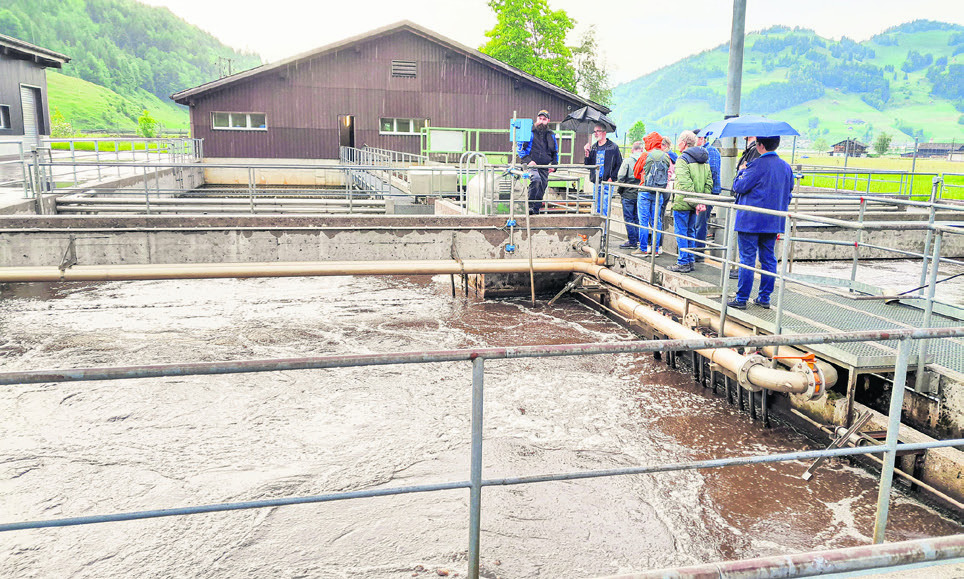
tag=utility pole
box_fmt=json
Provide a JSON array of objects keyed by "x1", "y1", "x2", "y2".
[{"x1": 720, "y1": 0, "x2": 747, "y2": 190}]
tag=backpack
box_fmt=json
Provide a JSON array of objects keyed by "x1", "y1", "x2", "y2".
[{"x1": 644, "y1": 150, "x2": 670, "y2": 188}]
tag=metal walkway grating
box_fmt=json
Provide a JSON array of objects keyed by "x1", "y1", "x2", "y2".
[{"x1": 632, "y1": 253, "x2": 964, "y2": 376}]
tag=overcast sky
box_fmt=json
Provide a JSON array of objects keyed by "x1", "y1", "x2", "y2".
[{"x1": 142, "y1": 0, "x2": 963, "y2": 84}]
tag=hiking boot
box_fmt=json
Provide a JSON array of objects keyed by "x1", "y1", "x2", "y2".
[
  {"x1": 618, "y1": 241, "x2": 634, "y2": 249},
  {"x1": 752, "y1": 298, "x2": 771, "y2": 309},
  {"x1": 727, "y1": 299, "x2": 747, "y2": 310},
  {"x1": 728, "y1": 269, "x2": 740, "y2": 280},
  {"x1": 669, "y1": 263, "x2": 694, "y2": 273},
  {"x1": 631, "y1": 248, "x2": 649, "y2": 256}
]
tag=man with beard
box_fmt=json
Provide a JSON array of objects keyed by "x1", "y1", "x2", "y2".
[{"x1": 517, "y1": 109, "x2": 558, "y2": 215}]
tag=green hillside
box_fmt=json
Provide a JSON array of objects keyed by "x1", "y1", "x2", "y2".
[
  {"x1": 46, "y1": 71, "x2": 188, "y2": 133},
  {"x1": 611, "y1": 20, "x2": 964, "y2": 146},
  {"x1": 0, "y1": 0, "x2": 261, "y2": 131}
]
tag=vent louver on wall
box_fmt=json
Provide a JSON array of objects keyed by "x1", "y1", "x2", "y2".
[{"x1": 391, "y1": 60, "x2": 417, "y2": 78}]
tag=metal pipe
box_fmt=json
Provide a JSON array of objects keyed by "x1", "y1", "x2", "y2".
[
  {"x1": 610, "y1": 294, "x2": 809, "y2": 393},
  {"x1": 602, "y1": 534, "x2": 964, "y2": 579}
]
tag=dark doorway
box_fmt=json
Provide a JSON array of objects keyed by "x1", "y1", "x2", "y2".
[{"x1": 338, "y1": 114, "x2": 355, "y2": 149}]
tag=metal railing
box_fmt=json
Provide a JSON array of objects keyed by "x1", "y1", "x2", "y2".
[
  {"x1": 1, "y1": 327, "x2": 963, "y2": 579},
  {"x1": 418, "y1": 126, "x2": 579, "y2": 165},
  {"x1": 0, "y1": 140, "x2": 29, "y2": 197}
]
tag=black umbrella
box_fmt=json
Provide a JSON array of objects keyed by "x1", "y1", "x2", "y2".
[{"x1": 560, "y1": 106, "x2": 617, "y2": 136}]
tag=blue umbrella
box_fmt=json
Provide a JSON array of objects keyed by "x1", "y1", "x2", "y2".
[{"x1": 699, "y1": 115, "x2": 799, "y2": 140}]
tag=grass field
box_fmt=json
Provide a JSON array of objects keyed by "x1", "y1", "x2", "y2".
[
  {"x1": 781, "y1": 154, "x2": 964, "y2": 199},
  {"x1": 47, "y1": 141, "x2": 187, "y2": 152},
  {"x1": 47, "y1": 72, "x2": 189, "y2": 133}
]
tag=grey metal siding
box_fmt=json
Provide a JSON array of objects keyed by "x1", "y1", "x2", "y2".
[
  {"x1": 189, "y1": 30, "x2": 588, "y2": 159},
  {"x1": 0, "y1": 56, "x2": 49, "y2": 138}
]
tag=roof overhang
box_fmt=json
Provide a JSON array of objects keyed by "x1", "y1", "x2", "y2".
[
  {"x1": 0, "y1": 33, "x2": 69, "y2": 68},
  {"x1": 170, "y1": 20, "x2": 608, "y2": 114}
]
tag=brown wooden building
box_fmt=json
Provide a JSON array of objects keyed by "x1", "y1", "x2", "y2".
[
  {"x1": 171, "y1": 21, "x2": 607, "y2": 160},
  {"x1": 829, "y1": 139, "x2": 867, "y2": 157}
]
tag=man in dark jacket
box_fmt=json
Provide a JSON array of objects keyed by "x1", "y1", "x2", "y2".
[
  {"x1": 584, "y1": 123, "x2": 622, "y2": 216},
  {"x1": 727, "y1": 135, "x2": 794, "y2": 310},
  {"x1": 517, "y1": 109, "x2": 558, "y2": 215}
]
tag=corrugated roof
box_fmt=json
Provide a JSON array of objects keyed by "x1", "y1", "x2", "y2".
[
  {"x1": 170, "y1": 20, "x2": 609, "y2": 113},
  {"x1": 0, "y1": 33, "x2": 70, "y2": 68}
]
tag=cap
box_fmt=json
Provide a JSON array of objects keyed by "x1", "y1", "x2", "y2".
[{"x1": 537, "y1": 109, "x2": 550, "y2": 119}]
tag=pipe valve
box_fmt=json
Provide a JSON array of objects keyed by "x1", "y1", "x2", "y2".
[{"x1": 775, "y1": 353, "x2": 826, "y2": 400}]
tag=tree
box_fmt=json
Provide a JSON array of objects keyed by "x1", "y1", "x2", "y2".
[
  {"x1": 480, "y1": 0, "x2": 576, "y2": 92},
  {"x1": 572, "y1": 25, "x2": 612, "y2": 106},
  {"x1": 50, "y1": 108, "x2": 74, "y2": 138},
  {"x1": 873, "y1": 132, "x2": 892, "y2": 155},
  {"x1": 627, "y1": 120, "x2": 647, "y2": 144},
  {"x1": 138, "y1": 109, "x2": 158, "y2": 138},
  {"x1": 812, "y1": 137, "x2": 828, "y2": 152}
]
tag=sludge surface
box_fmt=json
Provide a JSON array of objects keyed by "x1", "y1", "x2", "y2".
[{"x1": 0, "y1": 275, "x2": 960, "y2": 578}]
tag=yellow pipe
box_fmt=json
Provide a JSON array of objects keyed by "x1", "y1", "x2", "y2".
[{"x1": 0, "y1": 254, "x2": 823, "y2": 394}]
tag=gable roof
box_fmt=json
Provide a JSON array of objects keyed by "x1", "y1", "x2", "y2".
[
  {"x1": 171, "y1": 20, "x2": 608, "y2": 113},
  {"x1": 0, "y1": 33, "x2": 69, "y2": 68}
]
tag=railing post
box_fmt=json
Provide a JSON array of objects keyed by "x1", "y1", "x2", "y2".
[
  {"x1": 143, "y1": 165, "x2": 152, "y2": 215},
  {"x1": 915, "y1": 232, "x2": 942, "y2": 390},
  {"x1": 249, "y1": 167, "x2": 256, "y2": 214},
  {"x1": 918, "y1": 182, "x2": 939, "y2": 296},
  {"x1": 718, "y1": 204, "x2": 736, "y2": 337},
  {"x1": 872, "y1": 337, "x2": 913, "y2": 544},
  {"x1": 467, "y1": 356, "x2": 485, "y2": 579},
  {"x1": 70, "y1": 140, "x2": 78, "y2": 186},
  {"x1": 95, "y1": 140, "x2": 102, "y2": 181},
  {"x1": 771, "y1": 215, "x2": 793, "y2": 361},
  {"x1": 19, "y1": 141, "x2": 29, "y2": 199},
  {"x1": 647, "y1": 187, "x2": 659, "y2": 285},
  {"x1": 115, "y1": 140, "x2": 121, "y2": 178},
  {"x1": 30, "y1": 147, "x2": 44, "y2": 214},
  {"x1": 849, "y1": 197, "x2": 866, "y2": 287}
]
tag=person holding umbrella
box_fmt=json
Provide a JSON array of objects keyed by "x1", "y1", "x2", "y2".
[
  {"x1": 584, "y1": 123, "x2": 622, "y2": 216},
  {"x1": 727, "y1": 135, "x2": 794, "y2": 310}
]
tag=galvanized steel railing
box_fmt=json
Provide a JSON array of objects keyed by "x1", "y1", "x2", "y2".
[{"x1": 2, "y1": 327, "x2": 964, "y2": 579}]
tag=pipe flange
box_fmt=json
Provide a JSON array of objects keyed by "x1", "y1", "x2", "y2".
[
  {"x1": 738, "y1": 354, "x2": 768, "y2": 392},
  {"x1": 683, "y1": 313, "x2": 701, "y2": 330},
  {"x1": 791, "y1": 360, "x2": 826, "y2": 400}
]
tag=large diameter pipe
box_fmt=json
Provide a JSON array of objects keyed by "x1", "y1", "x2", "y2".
[
  {"x1": 573, "y1": 261, "x2": 837, "y2": 387},
  {"x1": 610, "y1": 294, "x2": 809, "y2": 394},
  {"x1": 0, "y1": 258, "x2": 603, "y2": 283},
  {"x1": 599, "y1": 533, "x2": 964, "y2": 579}
]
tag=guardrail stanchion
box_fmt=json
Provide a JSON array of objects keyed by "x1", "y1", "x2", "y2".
[
  {"x1": 718, "y1": 204, "x2": 736, "y2": 337},
  {"x1": 849, "y1": 197, "x2": 866, "y2": 288},
  {"x1": 771, "y1": 215, "x2": 793, "y2": 362},
  {"x1": 19, "y1": 141, "x2": 29, "y2": 199},
  {"x1": 467, "y1": 356, "x2": 484, "y2": 579},
  {"x1": 70, "y1": 140, "x2": 77, "y2": 186},
  {"x1": 915, "y1": 231, "x2": 943, "y2": 391},
  {"x1": 918, "y1": 184, "x2": 939, "y2": 297},
  {"x1": 872, "y1": 336, "x2": 913, "y2": 544}
]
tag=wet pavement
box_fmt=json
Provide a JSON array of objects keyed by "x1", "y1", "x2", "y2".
[{"x1": 0, "y1": 275, "x2": 961, "y2": 578}]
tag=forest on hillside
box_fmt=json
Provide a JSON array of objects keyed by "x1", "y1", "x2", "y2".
[
  {"x1": 0, "y1": 0, "x2": 262, "y2": 101},
  {"x1": 611, "y1": 20, "x2": 964, "y2": 143}
]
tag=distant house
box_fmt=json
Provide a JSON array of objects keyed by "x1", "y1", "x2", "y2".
[
  {"x1": 829, "y1": 139, "x2": 867, "y2": 157},
  {"x1": 0, "y1": 33, "x2": 69, "y2": 149},
  {"x1": 915, "y1": 142, "x2": 964, "y2": 159},
  {"x1": 171, "y1": 21, "x2": 607, "y2": 160}
]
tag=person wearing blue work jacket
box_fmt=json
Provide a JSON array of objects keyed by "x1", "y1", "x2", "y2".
[{"x1": 727, "y1": 135, "x2": 794, "y2": 310}]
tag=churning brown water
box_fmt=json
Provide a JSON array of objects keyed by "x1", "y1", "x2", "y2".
[{"x1": 0, "y1": 275, "x2": 960, "y2": 578}]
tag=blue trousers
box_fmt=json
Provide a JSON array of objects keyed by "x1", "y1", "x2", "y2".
[
  {"x1": 695, "y1": 205, "x2": 713, "y2": 251},
  {"x1": 527, "y1": 167, "x2": 549, "y2": 214},
  {"x1": 737, "y1": 232, "x2": 778, "y2": 303},
  {"x1": 621, "y1": 196, "x2": 639, "y2": 246},
  {"x1": 594, "y1": 183, "x2": 613, "y2": 216},
  {"x1": 673, "y1": 210, "x2": 698, "y2": 265},
  {"x1": 637, "y1": 191, "x2": 663, "y2": 251}
]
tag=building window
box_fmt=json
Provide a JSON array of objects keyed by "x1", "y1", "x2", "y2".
[
  {"x1": 391, "y1": 60, "x2": 417, "y2": 78},
  {"x1": 379, "y1": 118, "x2": 427, "y2": 135},
  {"x1": 212, "y1": 112, "x2": 267, "y2": 131},
  {"x1": 0, "y1": 105, "x2": 10, "y2": 129}
]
